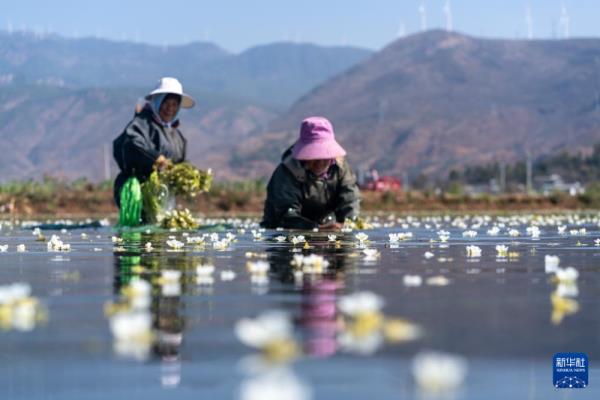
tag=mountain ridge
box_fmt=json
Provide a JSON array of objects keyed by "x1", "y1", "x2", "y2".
[
  {"x1": 230, "y1": 30, "x2": 600, "y2": 181},
  {"x1": 0, "y1": 31, "x2": 372, "y2": 109}
]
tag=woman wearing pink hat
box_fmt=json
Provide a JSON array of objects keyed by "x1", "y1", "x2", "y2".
[
  {"x1": 113, "y1": 77, "x2": 195, "y2": 208},
  {"x1": 261, "y1": 116, "x2": 360, "y2": 230}
]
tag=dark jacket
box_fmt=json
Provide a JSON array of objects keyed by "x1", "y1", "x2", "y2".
[
  {"x1": 113, "y1": 106, "x2": 187, "y2": 206},
  {"x1": 261, "y1": 148, "x2": 360, "y2": 229}
]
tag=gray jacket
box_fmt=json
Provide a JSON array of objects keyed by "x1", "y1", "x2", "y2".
[
  {"x1": 261, "y1": 148, "x2": 360, "y2": 229},
  {"x1": 113, "y1": 106, "x2": 186, "y2": 206}
]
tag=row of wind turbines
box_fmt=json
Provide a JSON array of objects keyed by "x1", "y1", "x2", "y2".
[{"x1": 402, "y1": 1, "x2": 571, "y2": 40}]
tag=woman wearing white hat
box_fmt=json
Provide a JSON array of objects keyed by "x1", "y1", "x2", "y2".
[{"x1": 113, "y1": 77, "x2": 195, "y2": 207}]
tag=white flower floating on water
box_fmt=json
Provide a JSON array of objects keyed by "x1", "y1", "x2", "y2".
[
  {"x1": 0, "y1": 244, "x2": 8, "y2": 252},
  {"x1": 337, "y1": 328, "x2": 383, "y2": 356},
  {"x1": 354, "y1": 232, "x2": 369, "y2": 243},
  {"x1": 0, "y1": 282, "x2": 31, "y2": 305},
  {"x1": 0, "y1": 282, "x2": 46, "y2": 332},
  {"x1": 527, "y1": 226, "x2": 541, "y2": 238},
  {"x1": 212, "y1": 239, "x2": 231, "y2": 251},
  {"x1": 196, "y1": 264, "x2": 215, "y2": 286},
  {"x1": 247, "y1": 260, "x2": 270, "y2": 274},
  {"x1": 327, "y1": 234, "x2": 337, "y2": 242},
  {"x1": 437, "y1": 230, "x2": 450, "y2": 239},
  {"x1": 247, "y1": 260, "x2": 270, "y2": 286},
  {"x1": 109, "y1": 310, "x2": 153, "y2": 361},
  {"x1": 121, "y1": 280, "x2": 152, "y2": 310},
  {"x1": 558, "y1": 225, "x2": 567, "y2": 234},
  {"x1": 338, "y1": 291, "x2": 383, "y2": 316},
  {"x1": 544, "y1": 255, "x2": 560, "y2": 274},
  {"x1": 462, "y1": 230, "x2": 477, "y2": 238},
  {"x1": 245, "y1": 252, "x2": 268, "y2": 259},
  {"x1": 47, "y1": 235, "x2": 71, "y2": 252},
  {"x1": 487, "y1": 226, "x2": 500, "y2": 236},
  {"x1": 438, "y1": 233, "x2": 449, "y2": 242},
  {"x1": 291, "y1": 254, "x2": 329, "y2": 274},
  {"x1": 290, "y1": 235, "x2": 306, "y2": 246},
  {"x1": 495, "y1": 245, "x2": 509, "y2": 258},
  {"x1": 465, "y1": 245, "x2": 482, "y2": 258},
  {"x1": 426, "y1": 276, "x2": 450, "y2": 286},
  {"x1": 595, "y1": 238, "x2": 600, "y2": 246},
  {"x1": 166, "y1": 239, "x2": 184, "y2": 250},
  {"x1": 403, "y1": 275, "x2": 423, "y2": 287},
  {"x1": 554, "y1": 266, "x2": 579, "y2": 283},
  {"x1": 225, "y1": 232, "x2": 237, "y2": 242},
  {"x1": 362, "y1": 248, "x2": 380, "y2": 261},
  {"x1": 186, "y1": 235, "x2": 206, "y2": 245},
  {"x1": 161, "y1": 270, "x2": 182, "y2": 283},
  {"x1": 251, "y1": 230, "x2": 263, "y2": 240},
  {"x1": 239, "y1": 368, "x2": 311, "y2": 400},
  {"x1": 508, "y1": 229, "x2": 520, "y2": 237},
  {"x1": 274, "y1": 236, "x2": 287, "y2": 242},
  {"x1": 411, "y1": 351, "x2": 468, "y2": 394},
  {"x1": 338, "y1": 291, "x2": 421, "y2": 355},
  {"x1": 555, "y1": 282, "x2": 578, "y2": 298},
  {"x1": 389, "y1": 232, "x2": 413, "y2": 243},
  {"x1": 551, "y1": 292, "x2": 579, "y2": 325},
  {"x1": 235, "y1": 310, "x2": 299, "y2": 363},
  {"x1": 423, "y1": 251, "x2": 434, "y2": 259},
  {"x1": 220, "y1": 270, "x2": 236, "y2": 281},
  {"x1": 16, "y1": 244, "x2": 26, "y2": 252},
  {"x1": 144, "y1": 242, "x2": 153, "y2": 252},
  {"x1": 158, "y1": 270, "x2": 182, "y2": 297}
]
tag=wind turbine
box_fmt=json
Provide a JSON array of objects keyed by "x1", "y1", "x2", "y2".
[
  {"x1": 443, "y1": 0, "x2": 453, "y2": 32},
  {"x1": 418, "y1": 0, "x2": 427, "y2": 32},
  {"x1": 525, "y1": 3, "x2": 533, "y2": 39},
  {"x1": 559, "y1": 2, "x2": 570, "y2": 39},
  {"x1": 397, "y1": 21, "x2": 406, "y2": 38}
]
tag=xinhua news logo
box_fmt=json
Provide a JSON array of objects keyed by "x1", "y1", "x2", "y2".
[{"x1": 553, "y1": 353, "x2": 588, "y2": 389}]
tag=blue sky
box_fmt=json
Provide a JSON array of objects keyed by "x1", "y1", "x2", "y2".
[{"x1": 1, "y1": 0, "x2": 598, "y2": 52}]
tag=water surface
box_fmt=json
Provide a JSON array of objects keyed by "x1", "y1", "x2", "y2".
[{"x1": 1, "y1": 215, "x2": 599, "y2": 399}]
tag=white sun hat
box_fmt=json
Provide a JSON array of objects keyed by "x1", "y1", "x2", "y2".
[{"x1": 145, "y1": 77, "x2": 195, "y2": 108}]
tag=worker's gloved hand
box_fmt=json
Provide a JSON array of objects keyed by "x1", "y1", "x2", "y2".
[
  {"x1": 154, "y1": 155, "x2": 170, "y2": 171},
  {"x1": 319, "y1": 213, "x2": 336, "y2": 225},
  {"x1": 319, "y1": 222, "x2": 343, "y2": 231},
  {"x1": 319, "y1": 213, "x2": 342, "y2": 231}
]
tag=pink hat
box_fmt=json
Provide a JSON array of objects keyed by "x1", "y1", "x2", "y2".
[{"x1": 292, "y1": 117, "x2": 347, "y2": 160}]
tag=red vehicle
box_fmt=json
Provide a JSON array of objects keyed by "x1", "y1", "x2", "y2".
[{"x1": 364, "y1": 176, "x2": 402, "y2": 192}]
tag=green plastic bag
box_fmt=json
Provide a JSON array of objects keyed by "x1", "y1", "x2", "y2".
[{"x1": 119, "y1": 177, "x2": 142, "y2": 227}]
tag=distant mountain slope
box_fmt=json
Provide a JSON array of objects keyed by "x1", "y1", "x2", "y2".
[
  {"x1": 0, "y1": 86, "x2": 275, "y2": 181},
  {"x1": 231, "y1": 30, "x2": 600, "y2": 179},
  {"x1": 0, "y1": 32, "x2": 372, "y2": 109},
  {"x1": 200, "y1": 42, "x2": 374, "y2": 108},
  {"x1": 6, "y1": 30, "x2": 600, "y2": 183}
]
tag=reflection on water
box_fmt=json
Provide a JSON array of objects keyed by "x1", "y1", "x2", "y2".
[
  {"x1": 1, "y1": 214, "x2": 600, "y2": 399},
  {"x1": 111, "y1": 231, "x2": 204, "y2": 386}
]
